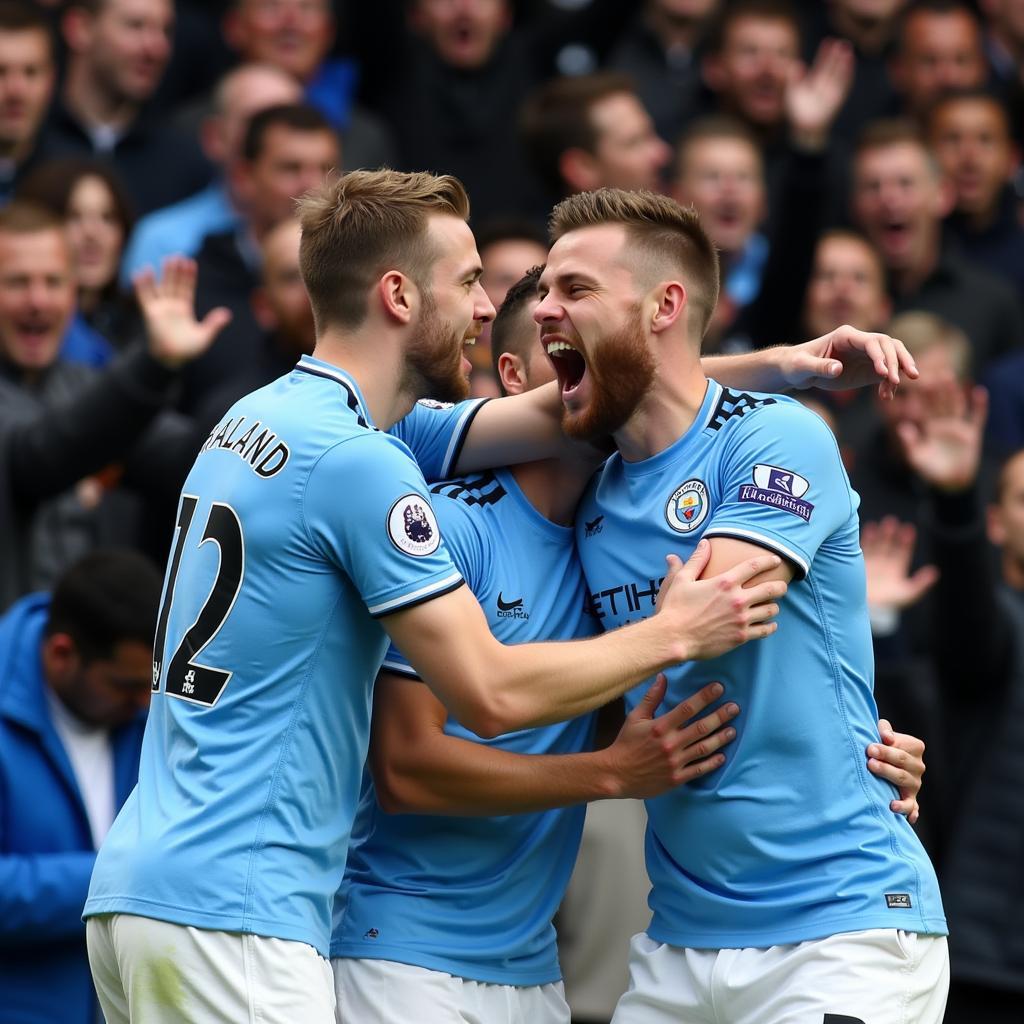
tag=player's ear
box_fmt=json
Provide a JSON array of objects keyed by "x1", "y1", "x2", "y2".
[
  {"x1": 498, "y1": 351, "x2": 528, "y2": 395},
  {"x1": 650, "y1": 281, "x2": 686, "y2": 335},
  {"x1": 378, "y1": 271, "x2": 415, "y2": 325}
]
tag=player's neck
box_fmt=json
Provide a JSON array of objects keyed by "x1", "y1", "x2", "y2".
[
  {"x1": 509, "y1": 455, "x2": 603, "y2": 527},
  {"x1": 614, "y1": 359, "x2": 709, "y2": 463},
  {"x1": 311, "y1": 331, "x2": 413, "y2": 430}
]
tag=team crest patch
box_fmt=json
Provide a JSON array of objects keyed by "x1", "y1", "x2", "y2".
[
  {"x1": 666, "y1": 480, "x2": 710, "y2": 533},
  {"x1": 387, "y1": 494, "x2": 441, "y2": 556},
  {"x1": 738, "y1": 464, "x2": 814, "y2": 521}
]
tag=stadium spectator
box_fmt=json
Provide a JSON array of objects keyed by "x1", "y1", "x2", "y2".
[
  {"x1": 980, "y1": 0, "x2": 1024, "y2": 137},
  {"x1": 802, "y1": 0, "x2": 904, "y2": 139},
  {"x1": 0, "y1": 200, "x2": 230, "y2": 607},
  {"x1": 182, "y1": 102, "x2": 338, "y2": 415},
  {"x1": 606, "y1": 0, "x2": 719, "y2": 146},
  {"x1": 889, "y1": 0, "x2": 989, "y2": 120},
  {"x1": 671, "y1": 115, "x2": 828, "y2": 351},
  {"x1": 354, "y1": 0, "x2": 637, "y2": 222},
  {"x1": 44, "y1": 0, "x2": 211, "y2": 214},
  {"x1": 927, "y1": 89, "x2": 1024, "y2": 300},
  {"x1": 699, "y1": 0, "x2": 855, "y2": 230},
  {"x1": 121, "y1": 62, "x2": 302, "y2": 282},
  {"x1": 520, "y1": 73, "x2": 672, "y2": 207},
  {"x1": 0, "y1": 549, "x2": 161, "y2": 1024},
  {"x1": 851, "y1": 119, "x2": 1024, "y2": 371},
  {"x1": 18, "y1": 156, "x2": 138, "y2": 366},
  {"x1": 191, "y1": 216, "x2": 312, "y2": 422},
  {"x1": 0, "y1": 2, "x2": 56, "y2": 203}
]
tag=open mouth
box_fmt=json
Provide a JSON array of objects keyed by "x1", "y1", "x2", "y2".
[{"x1": 546, "y1": 339, "x2": 588, "y2": 396}]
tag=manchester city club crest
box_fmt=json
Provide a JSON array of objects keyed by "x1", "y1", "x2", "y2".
[
  {"x1": 665, "y1": 479, "x2": 710, "y2": 533},
  {"x1": 387, "y1": 494, "x2": 441, "y2": 556}
]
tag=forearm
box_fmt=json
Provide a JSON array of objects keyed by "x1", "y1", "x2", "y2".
[
  {"x1": 377, "y1": 736, "x2": 616, "y2": 816},
  {"x1": 0, "y1": 852, "x2": 95, "y2": 946},
  {"x1": 453, "y1": 381, "x2": 595, "y2": 474},
  {"x1": 702, "y1": 348, "x2": 791, "y2": 395}
]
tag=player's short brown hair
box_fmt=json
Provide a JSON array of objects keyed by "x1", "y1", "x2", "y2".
[
  {"x1": 296, "y1": 169, "x2": 470, "y2": 332},
  {"x1": 490, "y1": 264, "x2": 543, "y2": 392},
  {"x1": 549, "y1": 188, "x2": 720, "y2": 339}
]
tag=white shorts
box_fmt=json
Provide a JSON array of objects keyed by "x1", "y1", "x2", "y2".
[
  {"x1": 86, "y1": 913, "x2": 335, "y2": 1024},
  {"x1": 332, "y1": 956, "x2": 571, "y2": 1024},
  {"x1": 612, "y1": 928, "x2": 949, "y2": 1024}
]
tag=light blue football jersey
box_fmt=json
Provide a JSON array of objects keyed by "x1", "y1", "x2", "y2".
[
  {"x1": 84, "y1": 356, "x2": 482, "y2": 956},
  {"x1": 575, "y1": 379, "x2": 946, "y2": 949},
  {"x1": 332, "y1": 468, "x2": 597, "y2": 985}
]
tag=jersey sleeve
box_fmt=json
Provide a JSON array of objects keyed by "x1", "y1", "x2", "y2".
[
  {"x1": 302, "y1": 433, "x2": 464, "y2": 618},
  {"x1": 702, "y1": 401, "x2": 854, "y2": 579},
  {"x1": 380, "y1": 491, "x2": 492, "y2": 681},
  {"x1": 389, "y1": 398, "x2": 490, "y2": 482}
]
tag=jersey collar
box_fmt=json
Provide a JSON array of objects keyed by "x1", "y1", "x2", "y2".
[{"x1": 295, "y1": 355, "x2": 376, "y2": 430}]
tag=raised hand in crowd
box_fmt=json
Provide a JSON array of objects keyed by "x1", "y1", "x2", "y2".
[
  {"x1": 135, "y1": 256, "x2": 233, "y2": 370},
  {"x1": 897, "y1": 377, "x2": 989, "y2": 492},
  {"x1": 862, "y1": 517, "x2": 939, "y2": 612},
  {"x1": 784, "y1": 38, "x2": 855, "y2": 152}
]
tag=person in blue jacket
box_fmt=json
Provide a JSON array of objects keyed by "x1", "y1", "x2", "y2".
[{"x1": 0, "y1": 548, "x2": 162, "y2": 1024}]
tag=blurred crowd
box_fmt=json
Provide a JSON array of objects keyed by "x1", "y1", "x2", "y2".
[{"x1": 0, "y1": 1, "x2": 1023, "y2": 1022}]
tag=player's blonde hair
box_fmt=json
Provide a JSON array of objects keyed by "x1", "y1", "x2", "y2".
[
  {"x1": 296, "y1": 169, "x2": 471, "y2": 332},
  {"x1": 549, "y1": 188, "x2": 721, "y2": 339}
]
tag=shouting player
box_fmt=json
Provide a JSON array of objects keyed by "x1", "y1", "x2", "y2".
[{"x1": 535, "y1": 189, "x2": 948, "y2": 1023}]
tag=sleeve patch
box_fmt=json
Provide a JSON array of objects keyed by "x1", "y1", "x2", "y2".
[
  {"x1": 737, "y1": 464, "x2": 814, "y2": 522},
  {"x1": 387, "y1": 494, "x2": 442, "y2": 556}
]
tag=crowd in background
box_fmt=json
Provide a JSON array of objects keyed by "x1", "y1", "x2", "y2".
[{"x1": 0, "y1": 1, "x2": 1023, "y2": 1022}]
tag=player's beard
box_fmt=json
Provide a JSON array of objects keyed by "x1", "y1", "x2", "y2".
[
  {"x1": 401, "y1": 291, "x2": 470, "y2": 404},
  {"x1": 562, "y1": 303, "x2": 656, "y2": 444}
]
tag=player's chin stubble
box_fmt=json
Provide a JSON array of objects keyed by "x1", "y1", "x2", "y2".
[
  {"x1": 402, "y1": 296, "x2": 471, "y2": 404},
  {"x1": 562, "y1": 304, "x2": 656, "y2": 444}
]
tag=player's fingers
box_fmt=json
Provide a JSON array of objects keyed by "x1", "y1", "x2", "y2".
[
  {"x1": 868, "y1": 753, "x2": 921, "y2": 795},
  {"x1": 723, "y1": 554, "x2": 783, "y2": 588},
  {"x1": 889, "y1": 796, "x2": 920, "y2": 822},
  {"x1": 677, "y1": 542, "x2": 708, "y2": 584},
  {"x1": 876, "y1": 334, "x2": 900, "y2": 385},
  {"x1": 741, "y1": 577, "x2": 788, "y2": 609},
  {"x1": 671, "y1": 728, "x2": 737, "y2": 780},
  {"x1": 877, "y1": 718, "x2": 895, "y2": 744},
  {"x1": 671, "y1": 703, "x2": 740, "y2": 749},
  {"x1": 631, "y1": 673, "x2": 668, "y2": 723},
  {"x1": 891, "y1": 337, "x2": 919, "y2": 380},
  {"x1": 659, "y1": 681, "x2": 727, "y2": 730},
  {"x1": 746, "y1": 602, "x2": 780, "y2": 626},
  {"x1": 672, "y1": 751, "x2": 727, "y2": 785}
]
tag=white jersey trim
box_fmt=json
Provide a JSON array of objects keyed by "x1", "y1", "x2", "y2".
[
  {"x1": 702, "y1": 526, "x2": 810, "y2": 577},
  {"x1": 368, "y1": 571, "x2": 464, "y2": 617}
]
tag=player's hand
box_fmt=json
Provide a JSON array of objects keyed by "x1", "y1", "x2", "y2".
[
  {"x1": 603, "y1": 675, "x2": 739, "y2": 798},
  {"x1": 136, "y1": 256, "x2": 233, "y2": 370},
  {"x1": 897, "y1": 377, "x2": 988, "y2": 492},
  {"x1": 862, "y1": 517, "x2": 938, "y2": 611},
  {"x1": 656, "y1": 542, "x2": 787, "y2": 660},
  {"x1": 867, "y1": 719, "x2": 925, "y2": 824},
  {"x1": 783, "y1": 325, "x2": 919, "y2": 400},
  {"x1": 785, "y1": 38, "x2": 854, "y2": 151}
]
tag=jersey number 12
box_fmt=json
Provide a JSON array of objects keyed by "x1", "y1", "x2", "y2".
[{"x1": 152, "y1": 494, "x2": 245, "y2": 707}]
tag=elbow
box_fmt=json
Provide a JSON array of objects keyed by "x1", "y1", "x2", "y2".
[
  {"x1": 372, "y1": 769, "x2": 422, "y2": 815},
  {"x1": 454, "y1": 692, "x2": 523, "y2": 740}
]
